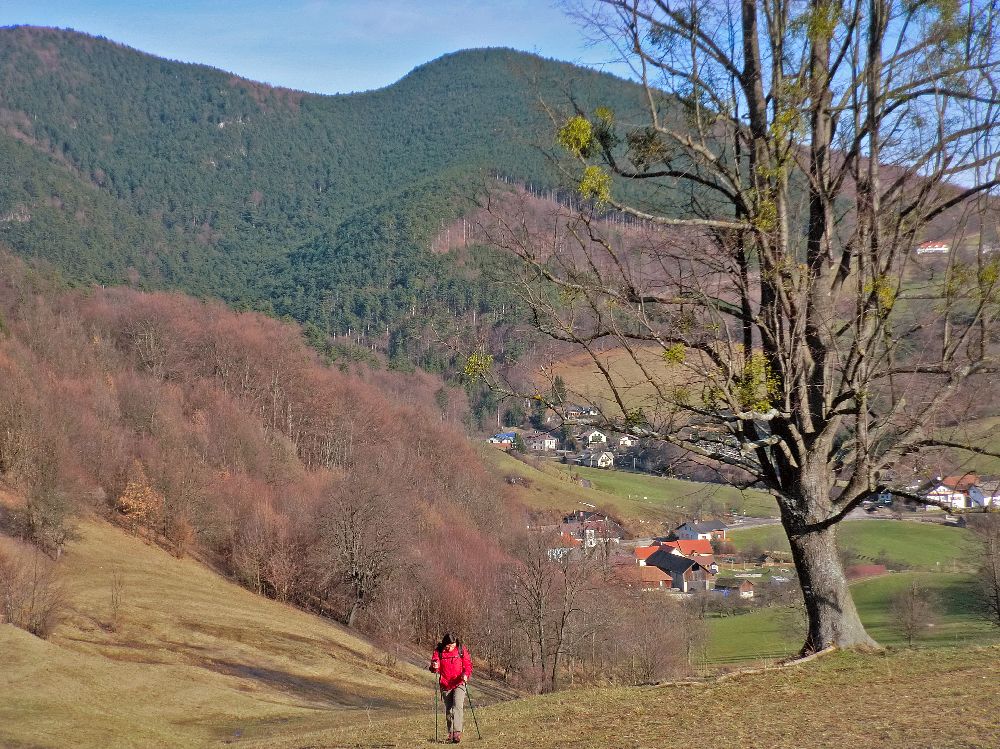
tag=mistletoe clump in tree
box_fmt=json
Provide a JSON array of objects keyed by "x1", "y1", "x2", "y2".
[{"x1": 487, "y1": 0, "x2": 1000, "y2": 654}]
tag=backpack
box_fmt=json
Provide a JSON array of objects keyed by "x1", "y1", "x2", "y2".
[{"x1": 430, "y1": 642, "x2": 467, "y2": 672}]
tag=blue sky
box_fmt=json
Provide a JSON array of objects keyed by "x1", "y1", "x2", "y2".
[{"x1": 1, "y1": 0, "x2": 622, "y2": 94}]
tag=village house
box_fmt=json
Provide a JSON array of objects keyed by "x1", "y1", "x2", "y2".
[
  {"x1": 612, "y1": 433, "x2": 637, "y2": 449},
  {"x1": 914, "y1": 240, "x2": 950, "y2": 255},
  {"x1": 562, "y1": 510, "x2": 626, "y2": 547},
  {"x1": 487, "y1": 431, "x2": 517, "y2": 449},
  {"x1": 525, "y1": 432, "x2": 558, "y2": 451},
  {"x1": 920, "y1": 474, "x2": 983, "y2": 509},
  {"x1": 660, "y1": 540, "x2": 718, "y2": 572},
  {"x1": 633, "y1": 544, "x2": 663, "y2": 566},
  {"x1": 580, "y1": 429, "x2": 608, "y2": 445},
  {"x1": 661, "y1": 538, "x2": 714, "y2": 557},
  {"x1": 575, "y1": 450, "x2": 614, "y2": 469},
  {"x1": 616, "y1": 564, "x2": 673, "y2": 591},
  {"x1": 565, "y1": 404, "x2": 600, "y2": 424},
  {"x1": 974, "y1": 479, "x2": 1000, "y2": 508},
  {"x1": 674, "y1": 520, "x2": 728, "y2": 541},
  {"x1": 714, "y1": 578, "x2": 755, "y2": 598},
  {"x1": 645, "y1": 549, "x2": 715, "y2": 592}
]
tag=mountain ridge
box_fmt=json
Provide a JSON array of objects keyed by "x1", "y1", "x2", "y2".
[{"x1": 0, "y1": 25, "x2": 652, "y2": 369}]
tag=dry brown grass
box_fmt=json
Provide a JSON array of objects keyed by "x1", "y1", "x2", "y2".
[
  {"x1": 544, "y1": 344, "x2": 699, "y2": 414},
  {"x1": 254, "y1": 646, "x2": 1000, "y2": 749},
  {"x1": 0, "y1": 520, "x2": 428, "y2": 748}
]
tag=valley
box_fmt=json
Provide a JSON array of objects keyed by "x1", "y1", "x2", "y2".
[{"x1": 3, "y1": 8, "x2": 1000, "y2": 749}]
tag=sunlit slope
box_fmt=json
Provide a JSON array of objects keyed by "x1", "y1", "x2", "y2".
[
  {"x1": 483, "y1": 447, "x2": 776, "y2": 529},
  {"x1": 1, "y1": 521, "x2": 427, "y2": 749},
  {"x1": 244, "y1": 646, "x2": 1000, "y2": 749}
]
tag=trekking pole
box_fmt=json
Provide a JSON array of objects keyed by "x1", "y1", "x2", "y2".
[
  {"x1": 465, "y1": 684, "x2": 483, "y2": 740},
  {"x1": 434, "y1": 679, "x2": 439, "y2": 743}
]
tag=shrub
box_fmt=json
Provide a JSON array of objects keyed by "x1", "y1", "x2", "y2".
[{"x1": 0, "y1": 539, "x2": 66, "y2": 638}]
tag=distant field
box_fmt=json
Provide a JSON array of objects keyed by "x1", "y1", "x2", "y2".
[
  {"x1": 256, "y1": 645, "x2": 1000, "y2": 749},
  {"x1": 706, "y1": 572, "x2": 997, "y2": 664},
  {"x1": 727, "y1": 519, "x2": 975, "y2": 571},
  {"x1": 563, "y1": 464, "x2": 778, "y2": 518},
  {"x1": 544, "y1": 345, "x2": 700, "y2": 414},
  {"x1": 480, "y1": 448, "x2": 656, "y2": 522},
  {"x1": 938, "y1": 414, "x2": 1000, "y2": 474},
  {"x1": 482, "y1": 448, "x2": 777, "y2": 531},
  {"x1": 1, "y1": 522, "x2": 428, "y2": 749}
]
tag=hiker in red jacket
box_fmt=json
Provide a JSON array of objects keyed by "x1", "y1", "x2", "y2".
[{"x1": 430, "y1": 633, "x2": 473, "y2": 743}]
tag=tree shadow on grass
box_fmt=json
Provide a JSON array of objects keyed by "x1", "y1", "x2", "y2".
[{"x1": 204, "y1": 659, "x2": 405, "y2": 709}]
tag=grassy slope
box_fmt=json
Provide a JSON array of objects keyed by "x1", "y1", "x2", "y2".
[
  {"x1": 707, "y1": 572, "x2": 999, "y2": 664},
  {"x1": 566, "y1": 464, "x2": 777, "y2": 518},
  {"x1": 728, "y1": 520, "x2": 974, "y2": 570},
  {"x1": 940, "y1": 414, "x2": 1000, "y2": 474},
  {"x1": 546, "y1": 345, "x2": 696, "y2": 413},
  {"x1": 0, "y1": 521, "x2": 428, "y2": 749},
  {"x1": 247, "y1": 646, "x2": 1000, "y2": 749},
  {"x1": 483, "y1": 448, "x2": 776, "y2": 531}
]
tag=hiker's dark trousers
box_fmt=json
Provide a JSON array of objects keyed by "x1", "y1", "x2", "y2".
[{"x1": 441, "y1": 684, "x2": 466, "y2": 733}]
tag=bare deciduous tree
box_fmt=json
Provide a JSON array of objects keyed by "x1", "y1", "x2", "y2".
[
  {"x1": 486, "y1": 0, "x2": 1000, "y2": 653},
  {"x1": 890, "y1": 580, "x2": 937, "y2": 647},
  {"x1": 507, "y1": 531, "x2": 601, "y2": 691},
  {"x1": 969, "y1": 514, "x2": 1000, "y2": 627},
  {"x1": 0, "y1": 539, "x2": 66, "y2": 638},
  {"x1": 312, "y1": 470, "x2": 399, "y2": 628}
]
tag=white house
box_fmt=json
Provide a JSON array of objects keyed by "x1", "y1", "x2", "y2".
[
  {"x1": 922, "y1": 474, "x2": 980, "y2": 509},
  {"x1": 580, "y1": 429, "x2": 608, "y2": 445},
  {"x1": 914, "y1": 240, "x2": 950, "y2": 255},
  {"x1": 565, "y1": 405, "x2": 600, "y2": 423},
  {"x1": 487, "y1": 431, "x2": 517, "y2": 449},
  {"x1": 675, "y1": 520, "x2": 727, "y2": 541},
  {"x1": 526, "y1": 433, "x2": 558, "y2": 451},
  {"x1": 975, "y1": 480, "x2": 1000, "y2": 508},
  {"x1": 613, "y1": 433, "x2": 637, "y2": 449},
  {"x1": 576, "y1": 450, "x2": 615, "y2": 469}
]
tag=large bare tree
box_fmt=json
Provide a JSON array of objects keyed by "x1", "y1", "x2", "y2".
[{"x1": 484, "y1": 0, "x2": 1000, "y2": 653}]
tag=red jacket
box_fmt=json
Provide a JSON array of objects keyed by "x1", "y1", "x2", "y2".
[{"x1": 430, "y1": 644, "x2": 472, "y2": 690}]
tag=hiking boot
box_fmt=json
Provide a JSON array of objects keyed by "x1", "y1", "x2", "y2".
[
  {"x1": 453, "y1": 731, "x2": 462, "y2": 743},
  {"x1": 445, "y1": 732, "x2": 455, "y2": 743}
]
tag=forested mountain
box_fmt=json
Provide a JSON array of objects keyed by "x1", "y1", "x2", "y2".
[{"x1": 0, "y1": 26, "x2": 654, "y2": 361}]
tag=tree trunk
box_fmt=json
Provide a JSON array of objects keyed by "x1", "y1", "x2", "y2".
[
  {"x1": 786, "y1": 521, "x2": 878, "y2": 654},
  {"x1": 345, "y1": 595, "x2": 361, "y2": 628}
]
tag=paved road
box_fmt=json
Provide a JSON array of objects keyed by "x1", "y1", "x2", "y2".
[{"x1": 729, "y1": 506, "x2": 878, "y2": 530}]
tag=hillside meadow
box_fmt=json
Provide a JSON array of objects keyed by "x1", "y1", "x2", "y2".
[
  {"x1": 485, "y1": 448, "x2": 777, "y2": 531},
  {"x1": 0, "y1": 521, "x2": 429, "y2": 749},
  {"x1": 5, "y1": 516, "x2": 997, "y2": 748},
  {"x1": 243, "y1": 646, "x2": 1000, "y2": 749}
]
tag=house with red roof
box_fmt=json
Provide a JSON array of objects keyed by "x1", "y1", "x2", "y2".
[
  {"x1": 661, "y1": 539, "x2": 714, "y2": 557},
  {"x1": 617, "y1": 564, "x2": 674, "y2": 591},
  {"x1": 920, "y1": 473, "x2": 983, "y2": 509},
  {"x1": 914, "y1": 240, "x2": 950, "y2": 255},
  {"x1": 634, "y1": 544, "x2": 663, "y2": 565},
  {"x1": 645, "y1": 549, "x2": 715, "y2": 593}
]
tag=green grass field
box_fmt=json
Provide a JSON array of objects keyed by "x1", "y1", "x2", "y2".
[
  {"x1": 484, "y1": 447, "x2": 777, "y2": 530},
  {"x1": 706, "y1": 572, "x2": 998, "y2": 664},
  {"x1": 560, "y1": 464, "x2": 778, "y2": 518},
  {"x1": 728, "y1": 519, "x2": 974, "y2": 570}
]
